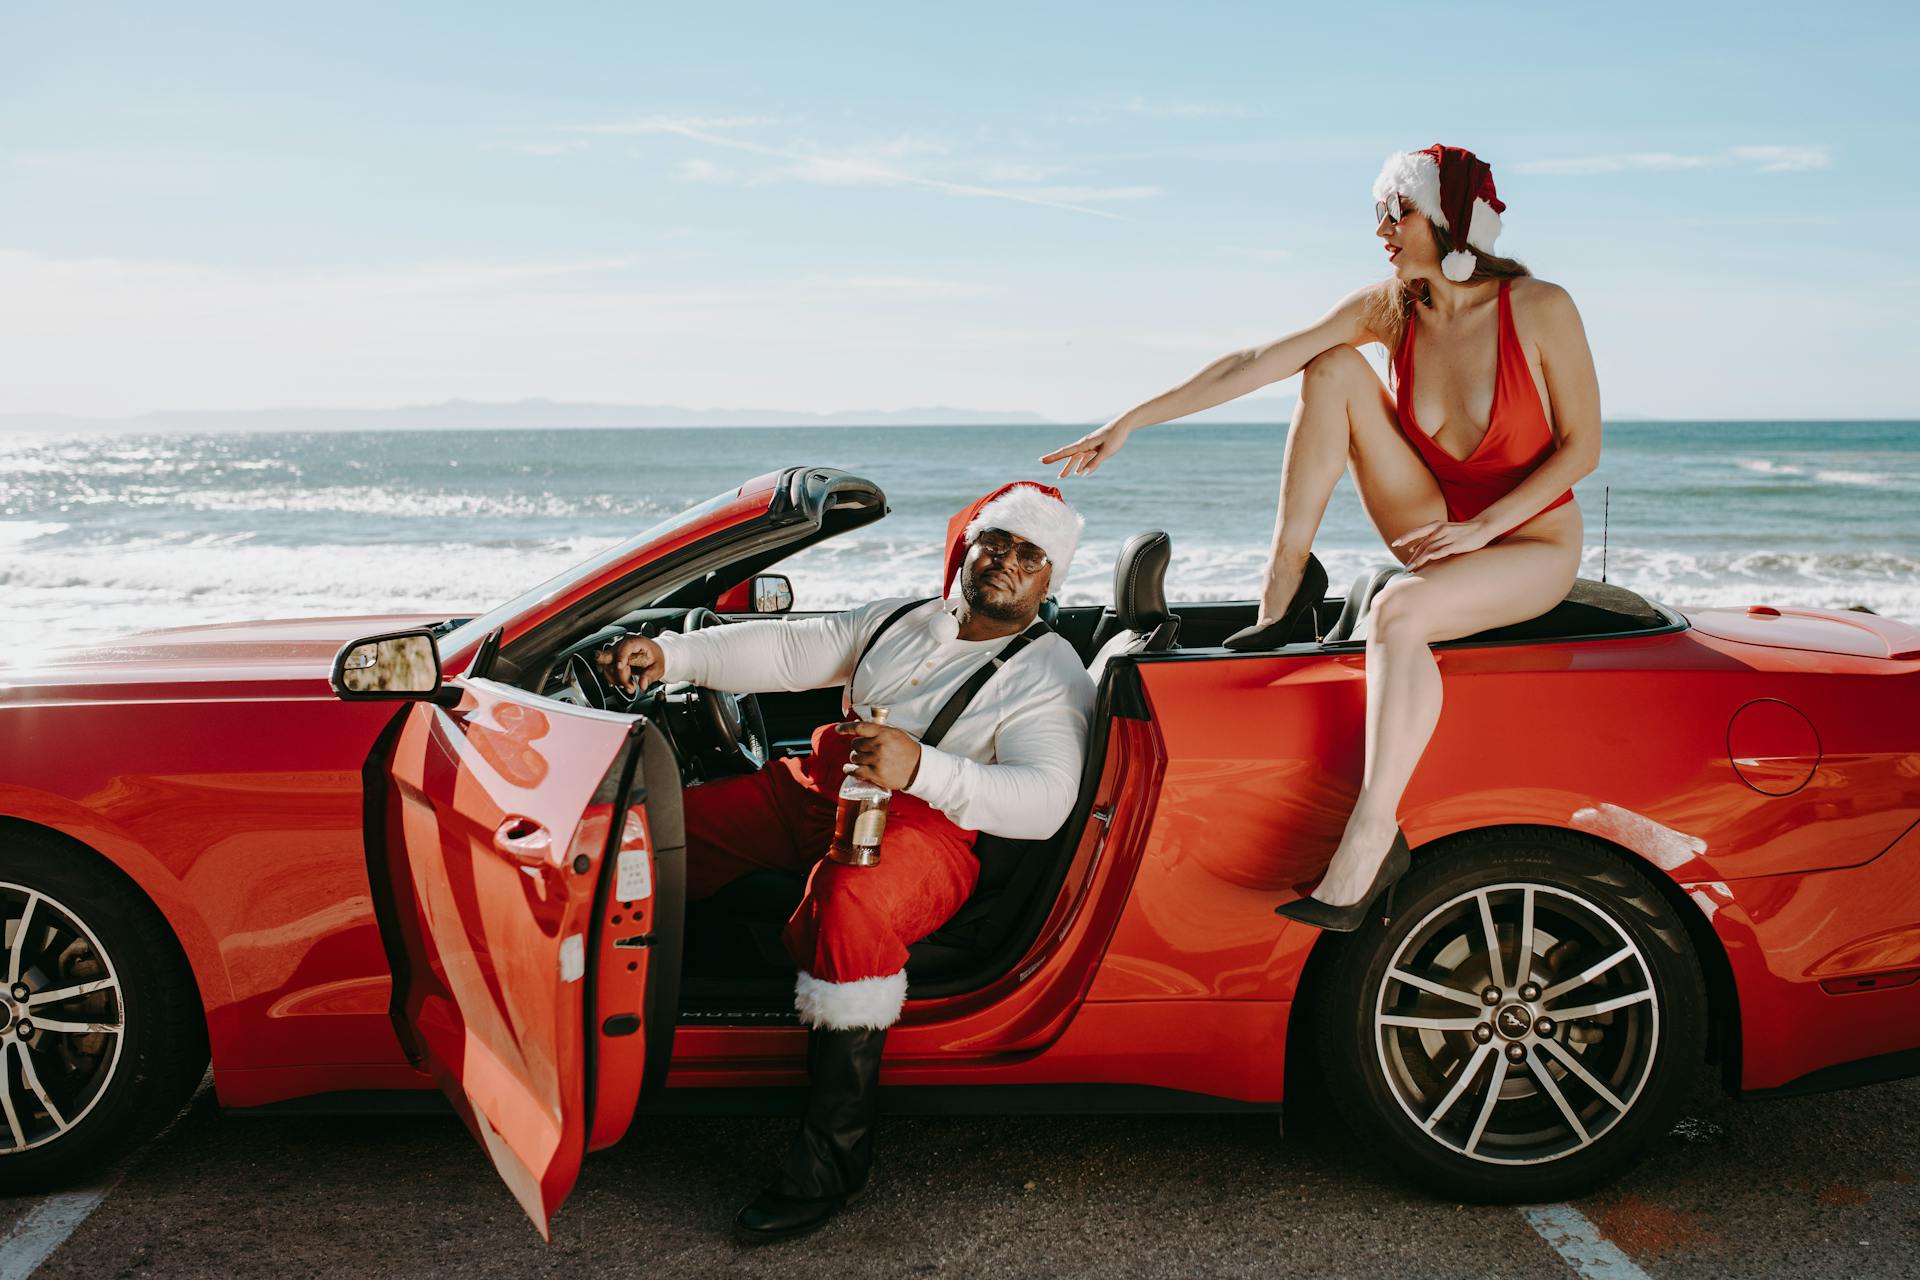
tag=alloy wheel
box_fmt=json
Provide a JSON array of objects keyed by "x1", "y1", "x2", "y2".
[
  {"x1": 0, "y1": 882, "x2": 125, "y2": 1154},
  {"x1": 1373, "y1": 881, "x2": 1658, "y2": 1165}
]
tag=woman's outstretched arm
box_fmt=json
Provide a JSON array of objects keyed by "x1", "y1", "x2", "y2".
[{"x1": 1042, "y1": 284, "x2": 1382, "y2": 478}]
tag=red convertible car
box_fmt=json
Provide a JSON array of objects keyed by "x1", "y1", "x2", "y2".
[{"x1": 4, "y1": 466, "x2": 1919, "y2": 1233}]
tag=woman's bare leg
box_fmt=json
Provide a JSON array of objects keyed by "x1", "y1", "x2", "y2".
[
  {"x1": 1252, "y1": 378, "x2": 1345, "y2": 623},
  {"x1": 1311, "y1": 524, "x2": 1582, "y2": 906},
  {"x1": 1312, "y1": 613, "x2": 1442, "y2": 905},
  {"x1": 1252, "y1": 346, "x2": 1446, "y2": 622}
]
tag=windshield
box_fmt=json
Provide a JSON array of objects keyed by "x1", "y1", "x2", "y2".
[{"x1": 437, "y1": 488, "x2": 742, "y2": 658}]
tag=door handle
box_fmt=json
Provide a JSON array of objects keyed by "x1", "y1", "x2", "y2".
[{"x1": 491, "y1": 816, "x2": 553, "y2": 867}]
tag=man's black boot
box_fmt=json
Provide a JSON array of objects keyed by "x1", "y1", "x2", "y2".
[{"x1": 734, "y1": 1025, "x2": 887, "y2": 1243}]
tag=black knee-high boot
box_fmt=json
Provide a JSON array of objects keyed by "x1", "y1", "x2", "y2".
[{"x1": 734, "y1": 1025, "x2": 887, "y2": 1242}]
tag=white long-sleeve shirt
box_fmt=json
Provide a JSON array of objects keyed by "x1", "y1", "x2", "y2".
[{"x1": 654, "y1": 597, "x2": 1096, "y2": 839}]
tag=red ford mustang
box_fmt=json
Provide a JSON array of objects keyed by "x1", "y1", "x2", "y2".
[{"x1": 4, "y1": 466, "x2": 1919, "y2": 1233}]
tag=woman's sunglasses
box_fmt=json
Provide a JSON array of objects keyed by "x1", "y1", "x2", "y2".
[{"x1": 1374, "y1": 192, "x2": 1407, "y2": 227}]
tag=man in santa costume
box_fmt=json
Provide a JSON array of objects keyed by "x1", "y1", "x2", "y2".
[{"x1": 596, "y1": 481, "x2": 1096, "y2": 1242}]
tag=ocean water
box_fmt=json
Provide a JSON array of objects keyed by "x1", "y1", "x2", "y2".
[{"x1": 3, "y1": 421, "x2": 1918, "y2": 656}]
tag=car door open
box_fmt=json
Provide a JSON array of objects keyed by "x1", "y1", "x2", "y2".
[{"x1": 377, "y1": 679, "x2": 684, "y2": 1238}]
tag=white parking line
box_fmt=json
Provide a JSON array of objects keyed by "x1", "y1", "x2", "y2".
[
  {"x1": 0, "y1": 1077, "x2": 206, "y2": 1280},
  {"x1": 1521, "y1": 1204, "x2": 1652, "y2": 1280},
  {"x1": 0, "y1": 1184, "x2": 115, "y2": 1280}
]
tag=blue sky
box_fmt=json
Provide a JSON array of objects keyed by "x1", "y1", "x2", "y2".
[{"x1": 3, "y1": 1, "x2": 1915, "y2": 420}]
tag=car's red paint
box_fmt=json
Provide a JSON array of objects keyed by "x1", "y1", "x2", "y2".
[
  {"x1": 1686, "y1": 604, "x2": 1920, "y2": 660},
  {"x1": 0, "y1": 473, "x2": 788, "y2": 1119},
  {"x1": 383, "y1": 678, "x2": 656, "y2": 1237},
  {"x1": 5, "y1": 466, "x2": 1919, "y2": 1231}
]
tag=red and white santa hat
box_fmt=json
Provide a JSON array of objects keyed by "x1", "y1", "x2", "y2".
[
  {"x1": 1374, "y1": 144, "x2": 1507, "y2": 283},
  {"x1": 939, "y1": 480, "x2": 1084, "y2": 599}
]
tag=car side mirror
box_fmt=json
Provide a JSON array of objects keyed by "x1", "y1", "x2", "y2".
[
  {"x1": 751, "y1": 574, "x2": 794, "y2": 615},
  {"x1": 330, "y1": 629, "x2": 451, "y2": 702}
]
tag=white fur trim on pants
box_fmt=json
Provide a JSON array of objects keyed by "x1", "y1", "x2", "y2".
[{"x1": 794, "y1": 968, "x2": 909, "y2": 1030}]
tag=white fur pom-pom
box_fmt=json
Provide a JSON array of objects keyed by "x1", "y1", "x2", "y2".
[
  {"x1": 1440, "y1": 249, "x2": 1476, "y2": 282},
  {"x1": 927, "y1": 602, "x2": 960, "y2": 645}
]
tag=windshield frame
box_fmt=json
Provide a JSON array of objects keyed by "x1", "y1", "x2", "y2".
[{"x1": 437, "y1": 479, "x2": 777, "y2": 664}]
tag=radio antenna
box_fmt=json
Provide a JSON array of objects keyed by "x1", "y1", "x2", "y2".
[{"x1": 1601, "y1": 484, "x2": 1610, "y2": 584}]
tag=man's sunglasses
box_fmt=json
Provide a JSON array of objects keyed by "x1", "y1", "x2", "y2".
[
  {"x1": 1374, "y1": 192, "x2": 1408, "y2": 227},
  {"x1": 973, "y1": 527, "x2": 1051, "y2": 573}
]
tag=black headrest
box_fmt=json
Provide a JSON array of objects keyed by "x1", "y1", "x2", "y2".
[{"x1": 1112, "y1": 531, "x2": 1172, "y2": 632}]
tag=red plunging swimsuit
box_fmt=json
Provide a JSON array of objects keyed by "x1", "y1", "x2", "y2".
[{"x1": 1394, "y1": 279, "x2": 1575, "y2": 541}]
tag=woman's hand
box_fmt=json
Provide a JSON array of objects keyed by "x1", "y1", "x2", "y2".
[
  {"x1": 1040, "y1": 415, "x2": 1134, "y2": 478},
  {"x1": 1393, "y1": 519, "x2": 1493, "y2": 571}
]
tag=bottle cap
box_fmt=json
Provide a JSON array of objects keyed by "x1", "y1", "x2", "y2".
[{"x1": 870, "y1": 705, "x2": 890, "y2": 723}]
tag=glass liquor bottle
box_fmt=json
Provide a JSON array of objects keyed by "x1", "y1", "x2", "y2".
[{"x1": 828, "y1": 705, "x2": 892, "y2": 867}]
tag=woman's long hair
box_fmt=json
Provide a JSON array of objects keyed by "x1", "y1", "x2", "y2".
[{"x1": 1364, "y1": 218, "x2": 1531, "y2": 384}]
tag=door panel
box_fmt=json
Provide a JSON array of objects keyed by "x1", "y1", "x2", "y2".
[
  {"x1": 585, "y1": 723, "x2": 684, "y2": 1151},
  {"x1": 382, "y1": 679, "x2": 678, "y2": 1237}
]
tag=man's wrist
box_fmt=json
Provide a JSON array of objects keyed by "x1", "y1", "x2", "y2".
[
  {"x1": 650, "y1": 631, "x2": 683, "y2": 683},
  {"x1": 903, "y1": 740, "x2": 948, "y2": 804}
]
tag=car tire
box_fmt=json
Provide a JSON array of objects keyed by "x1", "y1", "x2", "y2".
[
  {"x1": 1312, "y1": 827, "x2": 1707, "y2": 1204},
  {"x1": 0, "y1": 829, "x2": 209, "y2": 1192}
]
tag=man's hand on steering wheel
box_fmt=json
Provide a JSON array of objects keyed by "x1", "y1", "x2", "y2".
[
  {"x1": 835, "y1": 719, "x2": 922, "y2": 791},
  {"x1": 594, "y1": 632, "x2": 666, "y2": 695}
]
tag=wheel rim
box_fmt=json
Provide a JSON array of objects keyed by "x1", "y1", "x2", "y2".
[
  {"x1": 1374, "y1": 881, "x2": 1659, "y2": 1166},
  {"x1": 0, "y1": 882, "x2": 126, "y2": 1154}
]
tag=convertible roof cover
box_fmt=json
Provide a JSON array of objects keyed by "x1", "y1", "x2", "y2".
[{"x1": 1451, "y1": 576, "x2": 1678, "y2": 646}]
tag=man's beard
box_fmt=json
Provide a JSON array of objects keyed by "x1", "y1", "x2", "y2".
[{"x1": 960, "y1": 572, "x2": 1031, "y2": 623}]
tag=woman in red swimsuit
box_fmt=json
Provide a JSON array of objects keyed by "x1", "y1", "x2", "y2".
[{"x1": 1041, "y1": 144, "x2": 1599, "y2": 929}]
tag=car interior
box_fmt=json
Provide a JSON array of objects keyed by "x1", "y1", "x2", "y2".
[{"x1": 494, "y1": 471, "x2": 1685, "y2": 1025}]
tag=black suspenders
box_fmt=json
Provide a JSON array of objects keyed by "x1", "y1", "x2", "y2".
[{"x1": 848, "y1": 598, "x2": 1053, "y2": 749}]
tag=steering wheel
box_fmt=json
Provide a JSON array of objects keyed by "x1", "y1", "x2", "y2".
[
  {"x1": 542, "y1": 650, "x2": 610, "y2": 709},
  {"x1": 671, "y1": 608, "x2": 771, "y2": 774}
]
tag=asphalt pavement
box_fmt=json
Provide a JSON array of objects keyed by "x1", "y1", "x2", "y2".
[{"x1": 3, "y1": 1069, "x2": 1916, "y2": 1279}]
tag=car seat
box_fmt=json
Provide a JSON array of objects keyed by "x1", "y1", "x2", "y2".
[{"x1": 1087, "y1": 531, "x2": 1178, "y2": 678}]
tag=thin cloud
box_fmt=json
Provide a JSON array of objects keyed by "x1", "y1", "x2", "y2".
[
  {"x1": 1118, "y1": 96, "x2": 1257, "y2": 118},
  {"x1": 1221, "y1": 246, "x2": 1294, "y2": 263},
  {"x1": 1512, "y1": 145, "x2": 1829, "y2": 176},
  {"x1": 574, "y1": 113, "x2": 785, "y2": 135},
  {"x1": 1078, "y1": 96, "x2": 1258, "y2": 120},
  {"x1": 1512, "y1": 153, "x2": 1713, "y2": 175},
  {"x1": 0, "y1": 250, "x2": 644, "y2": 313},
  {"x1": 1729, "y1": 144, "x2": 1830, "y2": 172},
  {"x1": 485, "y1": 139, "x2": 590, "y2": 157},
  {"x1": 10, "y1": 151, "x2": 219, "y2": 187},
  {"x1": 1019, "y1": 184, "x2": 1160, "y2": 203},
  {"x1": 672, "y1": 157, "x2": 736, "y2": 182},
  {"x1": 976, "y1": 160, "x2": 1070, "y2": 183},
  {"x1": 565, "y1": 114, "x2": 1137, "y2": 219},
  {"x1": 821, "y1": 274, "x2": 1005, "y2": 299}
]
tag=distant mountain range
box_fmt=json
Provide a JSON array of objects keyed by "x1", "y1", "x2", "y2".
[
  {"x1": 0, "y1": 393, "x2": 1317, "y2": 434},
  {"x1": 0, "y1": 398, "x2": 1051, "y2": 433},
  {"x1": 0, "y1": 395, "x2": 1678, "y2": 435}
]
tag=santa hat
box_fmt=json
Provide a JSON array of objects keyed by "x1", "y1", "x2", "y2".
[
  {"x1": 939, "y1": 480, "x2": 1083, "y2": 598},
  {"x1": 1373, "y1": 144, "x2": 1506, "y2": 283}
]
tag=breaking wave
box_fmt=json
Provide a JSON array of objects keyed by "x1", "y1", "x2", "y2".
[
  {"x1": 10, "y1": 534, "x2": 1917, "y2": 658},
  {"x1": 6, "y1": 423, "x2": 1919, "y2": 656}
]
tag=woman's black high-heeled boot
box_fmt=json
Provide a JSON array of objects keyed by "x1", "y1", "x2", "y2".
[
  {"x1": 1224, "y1": 552, "x2": 1328, "y2": 651},
  {"x1": 1274, "y1": 828, "x2": 1413, "y2": 933}
]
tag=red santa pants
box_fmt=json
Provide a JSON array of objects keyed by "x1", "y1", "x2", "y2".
[{"x1": 681, "y1": 722, "x2": 978, "y2": 1024}]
